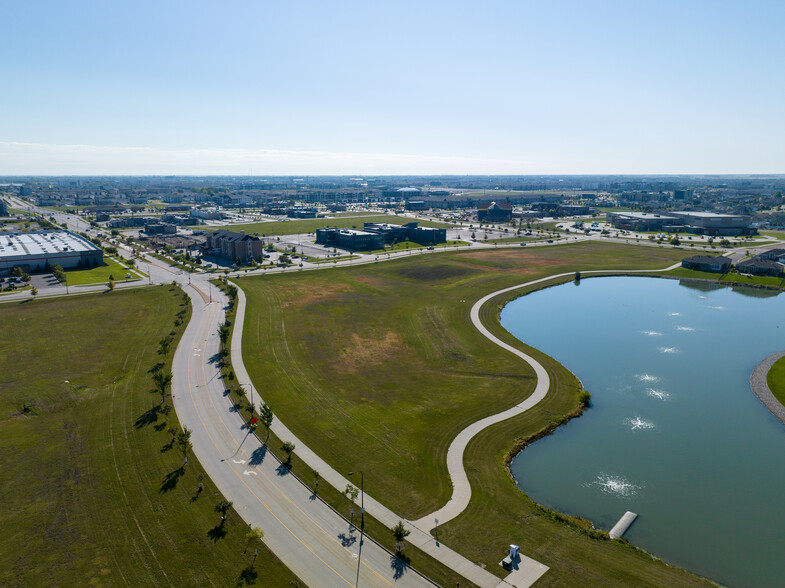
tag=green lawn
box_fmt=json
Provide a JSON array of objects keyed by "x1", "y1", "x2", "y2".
[
  {"x1": 65, "y1": 257, "x2": 144, "y2": 285},
  {"x1": 0, "y1": 287, "x2": 299, "y2": 587},
  {"x1": 205, "y1": 214, "x2": 454, "y2": 237},
  {"x1": 369, "y1": 239, "x2": 470, "y2": 253},
  {"x1": 665, "y1": 267, "x2": 785, "y2": 289},
  {"x1": 767, "y1": 356, "x2": 785, "y2": 407},
  {"x1": 237, "y1": 241, "x2": 712, "y2": 586}
]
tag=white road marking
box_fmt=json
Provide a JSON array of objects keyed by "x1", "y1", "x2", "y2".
[
  {"x1": 233, "y1": 459, "x2": 246, "y2": 464},
  {"x1": 243, "y1": 470, "x2": 258, "y2": 476}
]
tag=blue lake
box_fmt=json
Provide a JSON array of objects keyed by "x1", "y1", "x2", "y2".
[{"x1": 503, "y1": 276, "x2": 785, "y2": 587}]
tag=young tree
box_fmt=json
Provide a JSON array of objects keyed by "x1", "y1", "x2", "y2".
[
  {"x1": 259, "y1": 402, "x2": 274, "y2": 442},
  {"x1": 217, "y1": 323, "x2": 230, "y2": 355},
  {"x1": 107, "y1": 279, "x2": 115, "y2": 291},
  {"x1": 152, "y1": 370, "x2": 173, "y2": 405},
  {"x1": 244, "y1": 526, "x2": 264, "y2": 554},
  {"x1": 158, "y1": 336, "x2": 172, "y2": 359},
  {"x1": 392, "y1": 521, "x2": 410, "y2": 555},
  {"x1": 29, "y1": 285, "x2": 38, "y2": 298},
  {"x1": 280, "y1": 441, "x2": 295, "y2": 465},
  {"x1": 215, "y1": 499, "x2": 233, "y2": 526},
  {"x1": 177, "y1": 427, "x2": 192, "y2": 463},
  {"x1": 344, "y1": 484, "x2": 359, "y2": 525}
]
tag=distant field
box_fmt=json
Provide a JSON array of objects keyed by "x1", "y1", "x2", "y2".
[
  {"x1": 238, "y1": 241, "x2": 711, "y2": 585},
  {"x1": 206, "y1": 214, "x2": 453, "y2": 237},
  {"x1": 0, "y1": 287, "x2": 298, "y2": 587}
]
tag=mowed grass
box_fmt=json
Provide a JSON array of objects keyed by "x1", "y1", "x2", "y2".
[
  {"x1": 0, "y1": 288, "x2": 299, "y2": 587},
  {"x1": 665, "y1": 267, "x2": 785, "y2": 289},
  {"x1": 206, "y1": 214, "x2": 453, "y2": 236},
  {"x1": 64, "y1": 257, "x2": 144, "y2": 285},
  {"x1": 767, "y1": 356, "x2": 785, "y2": 407},
  {"x1": 239, "y1": 241, "x2": 713, "y2": 586}
]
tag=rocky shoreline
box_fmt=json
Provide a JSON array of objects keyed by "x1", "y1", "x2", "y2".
[{"x1": 749, "y1": 351, "x2": 785, "y2": 425}]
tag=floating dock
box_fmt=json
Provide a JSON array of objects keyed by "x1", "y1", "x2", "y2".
[{"x1": 609, "y1": 511, "x2": 638, "y2": 539}]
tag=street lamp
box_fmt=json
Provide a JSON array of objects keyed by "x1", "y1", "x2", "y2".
[{"x1": 348, "y1": 470, "x2": 364, "y2": 530}]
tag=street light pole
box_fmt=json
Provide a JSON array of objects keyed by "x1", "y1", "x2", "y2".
[{"x1": 348, "y1": 470, "x2": 364, "y2": 530}]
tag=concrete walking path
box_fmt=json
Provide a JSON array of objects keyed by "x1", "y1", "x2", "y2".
[{"x1": 227, "y1": 264, "x2": 683, "y2": 588}]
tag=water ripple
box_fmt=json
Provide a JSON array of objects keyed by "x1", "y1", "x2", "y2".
[
  {"x1": 646, "y1": 389, "x2": 670, "y2": 401},
  {"x1": 637, "y1": 373, "x2": 660, "y2": 382},
  {"x1": 625, "y1": 416, "x2": 655, "y2": 431},
  {"x1": 587, "y1": 474, "x2": 642, "y2": 498}
]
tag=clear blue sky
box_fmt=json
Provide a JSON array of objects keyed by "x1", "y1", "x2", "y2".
[{"x1": 2, "y1": 1, "x2": 783, "y2": 175}]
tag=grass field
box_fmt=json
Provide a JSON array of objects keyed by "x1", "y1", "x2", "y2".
[
  {"x1": 64, "y1": 257, "x2": 144, "y2": 285},
  {"x1": 0, "y1": 287, "x2": 299, "y2": 587},
  {"x1": 369, "y1": 239, "x2": 470, "y2": 253},
  {"x1": 237, "y1": 241, "x2": 713, "y2": 586},
  {"x1": 206, "y1": 214, "x2": 453, "y2": 237},
  {"x1": 767, "y1": 356, "x2": 785, "y2": 407}
]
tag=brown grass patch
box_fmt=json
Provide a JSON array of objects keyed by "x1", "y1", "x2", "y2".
[
  {"x1": 281, "y1": 282, "x2": 351, "y2": 308},
  {"x1": 337, "y1": 331, "x2": 403, "y2": 374},
  {"x1": 459, "y1": 249, "x2": 569, "y2": 274}
]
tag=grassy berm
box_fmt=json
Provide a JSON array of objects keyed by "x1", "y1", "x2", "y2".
[
  {"x1": 239, "y1": 241, "x2": 716, "y2": 586},
  {"x1": 0, "y1": 287, "x2": 299, "y2": 587}
]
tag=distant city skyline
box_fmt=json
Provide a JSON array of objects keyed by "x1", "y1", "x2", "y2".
[{"x1": 2, "y1": 1, "x2": 784, "y2": 175}]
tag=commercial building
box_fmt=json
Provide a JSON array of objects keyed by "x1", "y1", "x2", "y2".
[
  {"x1": 205, "y1": 229, "x2": 264, "y2": 262},
  {"x1": 605, "y1": 211, "x2": 680, "y2": 232},
  {"x1": 315, "y1": 227, "x2": 385, "y2": 251},
  {"x1": 669, "y1": 212, "x2": 755, "y2": 236},
  {"x1": 681, "y1": 255, "x2": 732, "y2": 273},
  {"x1": 478, "y1": 201, "x2": 513, "y2": 222},
  {"x1": 0, "y1": 231, "x2": 103, "y2": 275},
  {"x1": 0, "y1": 199, "x2": 9, "y2": 216},
  {"x1": 363, "y1": 221, "x2": 447, "y2": 246},
  {"x1": 607, "y1": 211, "x2": 755, "y2": 236},
  {"x1": 190, "y1": 207, "x2": 224, "y2": 221}
]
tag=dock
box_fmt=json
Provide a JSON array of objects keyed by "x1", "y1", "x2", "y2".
[{"x1": 609, "y1": 511, "x2": 638, "y2": 539}]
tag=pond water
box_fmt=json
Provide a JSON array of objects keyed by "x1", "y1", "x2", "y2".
[{"x1": 503, "y1": 276, "x2": 785, "y2": 587}]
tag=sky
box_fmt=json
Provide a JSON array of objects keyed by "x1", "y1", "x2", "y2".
[{"x1": 1, "y1": 0, "x2": 784, "y2": 175}]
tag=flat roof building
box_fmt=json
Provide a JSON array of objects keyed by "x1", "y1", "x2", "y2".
[
  {"x1": 0, "y1": 230, "x2": 103, "y2": 275},
  {"x1": 608, "y1": 210, "x2": 755, "y2": 236},
  {"x1": 363, "y1": 221, "x2": 447, "y2": 246},
  {"x1": 315, "y1": 227, "x2": 385, "y2": 251}
]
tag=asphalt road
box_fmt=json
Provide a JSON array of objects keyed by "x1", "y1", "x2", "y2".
[{"x1": 171, "y1": 274, "x2": 435, "y2": 588}]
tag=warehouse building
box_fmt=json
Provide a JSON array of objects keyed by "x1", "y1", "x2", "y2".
[{"x1": 0, "y1": 231, "x2": 103, "y2": 275}]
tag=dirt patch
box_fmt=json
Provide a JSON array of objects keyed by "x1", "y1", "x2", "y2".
[
  {"x1": 352, "y1": 275, "x2": 390, "y2": 289},
  {"x1": 281, "y1": 282, "x2": 351, "y2": 308},
  {"x1": 337, "y1": 331, "x2": 403, "y2": 374},
  {"x1": 459, "y1": 249, "x2": 571, "y2": 274},
  {"x1": 395, "y1": 263, "x2": 477, "y2": 282}
]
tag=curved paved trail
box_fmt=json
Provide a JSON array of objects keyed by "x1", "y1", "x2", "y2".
[
  {"x1": 415, "y1": 264, "x2": 683, "y2": 531},
  {"x1": 750, "y1": 351, "x2": 785, "y2": 425},
  {"x1": 230, "y1": 264, "x2": 684, "y2": 587}
]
